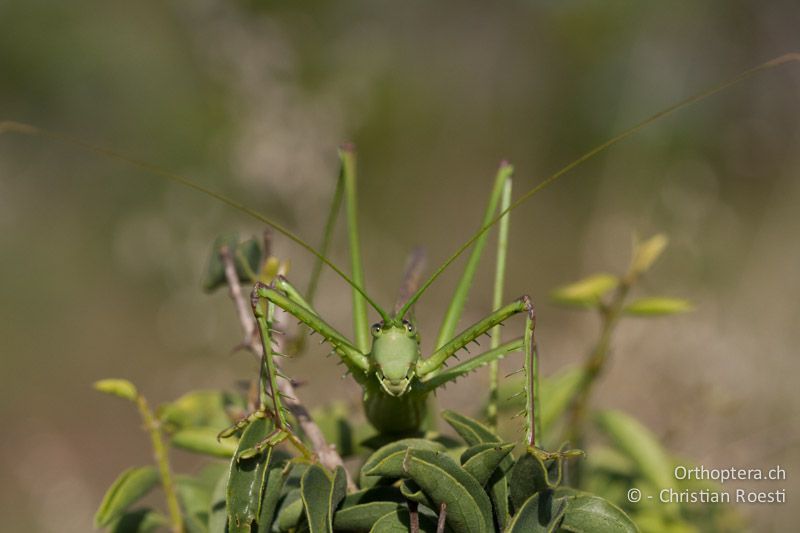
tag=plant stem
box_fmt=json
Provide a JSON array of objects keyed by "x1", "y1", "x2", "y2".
[
  {"x1": 565, "y1": 271, "x2": 635, "y2": 484},
  {"x1": 135, "y1": 394, "x2": 183, "y2": 533},
  {"x1": 220, "y1": 246, "x2": 356, "y2": 491}
]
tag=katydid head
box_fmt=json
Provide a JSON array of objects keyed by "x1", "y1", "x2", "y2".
[{"x1": 370, "y1": 319, "x2": 421, "y2": 397}]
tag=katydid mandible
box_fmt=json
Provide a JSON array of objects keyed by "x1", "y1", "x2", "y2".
[{"x1": 1, "y1": 54, "x2": 797, "y2": 458}]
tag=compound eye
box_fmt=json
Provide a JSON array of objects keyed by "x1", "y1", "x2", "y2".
[
  {"x1": 403, "y1": 320, "x2": 415, "y2": 334},
  {"x1": 371, "y1": 323, "x2": 382, "y2": 336}
]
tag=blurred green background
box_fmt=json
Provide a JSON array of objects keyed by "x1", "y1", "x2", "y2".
[{"x1": 1, "y1": 0, "x2": 798, "y2": 530}]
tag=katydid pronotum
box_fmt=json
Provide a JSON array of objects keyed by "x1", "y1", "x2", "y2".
[{"x1": 1, "y1": 54, "x2": 797, "y2": 463}]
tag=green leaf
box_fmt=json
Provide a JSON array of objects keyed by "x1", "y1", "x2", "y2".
[
  {"x1": 107, "y1": 508, "x2": 168, "y2": 533},
  {"x1": 460, "y1": 442, "x2": 515, "y2": 486},
  {"x1": 509, "y1": 449, "x2": 563, "y2": 511},
  {"x1": 540, "y1": 366, "x2": 584, "y2": 434},
  {"x1": 368, "y1": 508, "x2": 438, "y2": 532},
  {"x1": 595, "y1": 410, "x2": 676, "y2": 492},
  {"x1": 258, "y1": 464, "x2": 287, "y2": 531},
  {"x1": 94, "y1": 379, "x2": 138, "y2": 402},
  {"x1": 505, "y1": 491, "x2": 568, "y2": 533},
  {"x1": 333, "y1": 501, "x2": 402, "y2": 531},
  {"x1": 442, "y1": 411, "x2": 511, "y2": 530},
  {"x1": 172, "y1": 427, "x2": 239, "y2": 458},
  {"x1": 300, "y1": 465, "x2": 347, "y2": 533},
  {"x1": 159, "y1": 390, "x2": 244, "y2": 432},
  {"x1": 362, "y1": 449, "x2": 410, "y2": 479},
  {"x1": 401, "y1": 449, "x2": 494, "y2": 533},
  {"x1": 336, "y1": 487, "x2": 407, "y2": 530},
  {"x1": 340, "y1": 486, "x2": 405, "y2": 508},
  {"x1": 630, "y1": 234, "x2": 668, "y2": 276},
  {"x1": 275, "y1": 489, "x2": 305, "y2": 531},
  {"x1": 360, "y1": 438, "x2": 445, "y2": 488},
  {"x1": 550, "y1": 274, "x2": 618, "y2": 308},
  {"x1": 226, "y1": 417, "x2": 274, "y2": 530},
  {"x1": 176, "y1": 463, "x2": 228, "y2": 532},
  {"x1": 399, "y1": 479, "x2": 436, "y2": 510},
  {"x1": 584, "y1": 446, "x2": 637, "y2": 478},
  {"x1": 442, "y1": 410, "x2": 502, "y2": 445},
  {"x1": 94, "y1": 466, "x2": 160, "y2": 528},
  {"x1": 203, "y1": 234, "x2": 262, "y2": 292},
  {"x1": 560, "y1": 494, "x2": 639, "y2": 532},
  {"x1": 487, "y1": 467, "x2": 510, "y2": 531},
  {"x1": 207, "y1": 468, "x2": 228, "y2": 533},
  {"x1": 623, "y1": 297, "x2": 692, "y2": 316}
]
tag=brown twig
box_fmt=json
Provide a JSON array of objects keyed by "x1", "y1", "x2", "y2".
[
  {"x1": 436, "y1": 503, "x2": 447, "y2": 533},
  {"x1": 219, "y1": 245, "x2": 356, "y2": 491},
  {"x1": 408, "y1": 501, "x2": 420, "y2": 533}
]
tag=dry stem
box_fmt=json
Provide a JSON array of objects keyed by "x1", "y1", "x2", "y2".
[{"x1": 220, "y1": 245, "x2": 355, "y2": 491}]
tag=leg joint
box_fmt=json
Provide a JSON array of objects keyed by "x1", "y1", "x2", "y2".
[{"x1": 518, "y1": 294, "x2": 536, "y2": 328}]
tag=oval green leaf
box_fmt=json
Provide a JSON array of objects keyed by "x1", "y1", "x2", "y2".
[
  {"x1": 360, "y1": 438, "x2": 445, "y2": 488},
  {"x1": 630, "y1": 234, "x2": 668, "y2": 276},
  {"x1": 506, "y1": 491, "x2": 568, "y2": 533},
  {"x1": 301, "y1": 465, "x2": 347, "y2": 533},
  {"x1": 172, "y1": 427, "x2": 239, "y2": 458},
  {"x1": 94, "y1": 466, "x2": 160, "y2": 528},
  {"x1": 159, "y1": 390, "x2": 244, "y2": 432},
  {"x1": 441, "y1": 410, "x2": 501, "y2": 445},
  {"x1": 226, "y1": 417, "x2": 273, "y2": 530},
  {"x1": 442, "y1": 410, "x2": 511, "y2": 530},
  {"x1": 94, "y1": 379, "x2": 138, "y2": 402},
  {"x1": 509, "y1": 450, "x2": 566, "y2": 511},
  {"x1": 258, "y1": 464, "x2": 287, "y2": 531},
  {"x1": 460, "y1": 442, "x2": 515, "y2": 486},
  {"x1": 333, "y1": 501, "x2": 401, "y2": 531},
  {"x1": 275, "y1": 489, "x2": 305, "y2": 531},
  {"x1": 402, "y1": 449, "x2": 493, "y2": 533},
  {"x1": 107, "y1": 508, "x2": 168, "y2": 533},
  {"x1": 368, "y1": 508, "x2": 438, "y2": 533},
  {"x1": 176, "y1": 464, "x2": 227, "y2": 521},
  {"x1": 550, "y1": 274, "x2": 618, "y2": 308},
  {"x1": 595, "y1": 410, "x2": 675, "y2": 492},
  {"x1": 623, "y1": 297, "x2": 692, "y2": 316},
  {"x1": 399, "y1": 479, "x2": 436, "y2": 509},
  {"x1": 340, "y1": 486, "x2": 405, "y2": 508},
  {"x1": 207, "y1": 467, "x2": 228, "y2": 533},
  {"x1": 560, "y1": 494, "x2": 639, "y2": 532}
]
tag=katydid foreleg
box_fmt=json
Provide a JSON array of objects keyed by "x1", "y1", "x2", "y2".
[
  {"x1": 416, "y1": 295, "x2": 540, "y2": 446},
  {"x1": 252, "y1": 280, "x2": 371, "y2": 379},
  {"x1": 219, "y1": 296, "x2": 311, "y2": 460}
]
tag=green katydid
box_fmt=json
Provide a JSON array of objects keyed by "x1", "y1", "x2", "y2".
[{"x1": 1, "y1": 54, "x2": 797, "y2": 460}]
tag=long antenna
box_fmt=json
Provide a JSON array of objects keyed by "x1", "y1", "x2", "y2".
[
  {"x1": 0, "y1": 121, "x2": 391, "y2": 321},
  {"x1": 397, "y1": 53, "x2": 799, "y2": 318}
]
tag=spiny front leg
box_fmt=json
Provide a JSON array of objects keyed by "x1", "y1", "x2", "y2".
[
  {"x1": 417, "y1": 295, "x2": 540, "y2": 446},
  {"x1": 417, "y1": 295, "x2": 535, "y2": 377},
  {"x1": 218, "y1": 293, "x2": 298, "y2": 460},
  {"x1": 418, "y1": 338, "x2": 525, "y2": 393},
  {"x1": 254, "y1": 279, "x2": 371, "y2": 379}
]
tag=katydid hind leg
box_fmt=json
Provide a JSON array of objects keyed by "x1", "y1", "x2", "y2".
[
  {"x1": 340, "y1": 146, "x2": 373, "y2": 352},
  {"x1": 433, "y1": 162, "x2": 514, "y2": 349}
]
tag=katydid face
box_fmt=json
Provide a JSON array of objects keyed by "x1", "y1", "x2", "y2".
[{"x1": 370, "y1": 320, "x2": 420, "y2": 397}]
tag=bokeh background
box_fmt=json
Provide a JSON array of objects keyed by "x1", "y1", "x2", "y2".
[{"x1": 1, "y1": 1, "x2": 798, "y2": 530}]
